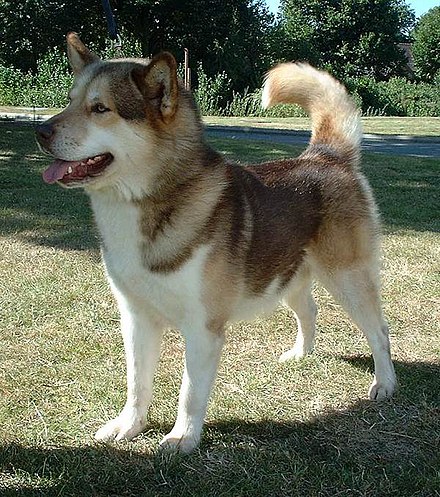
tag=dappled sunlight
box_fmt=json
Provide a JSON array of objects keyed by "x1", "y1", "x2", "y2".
[{"x1": 0, "y1": 152, "x2": 15, "y2": 161}]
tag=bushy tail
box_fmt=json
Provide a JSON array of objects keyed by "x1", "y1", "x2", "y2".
[{"x1": 262, "y1": 62, "x2": 362, "y2": 164}]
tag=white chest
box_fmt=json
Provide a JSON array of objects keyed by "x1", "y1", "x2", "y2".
[{"x1": 90, "y1": 193, "x2": 208, "y2": 327}]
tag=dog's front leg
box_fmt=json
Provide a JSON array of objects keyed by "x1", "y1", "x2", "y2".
[
  {"x1": 95, "y1": 298, "x2": 164, "y2": 442},
  {"x1": 160, "y1": 325, "x2": 225, "y2": 453}
]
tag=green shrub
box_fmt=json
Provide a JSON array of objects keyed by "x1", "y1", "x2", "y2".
[
  {"x1": 31, "y1": 50, "x2": 73, "y2": 107},
  {"x1": 1, "y1": 43, "x2": 438, "y2": 117},
  {"x1": 0, "y1": 50, "x2": 72, "y2": 107},
  {"x1": 192, "y1": 65, "x2": 306, "y2": 118},
  {"x1": 345, "y1": 76, "x2": 440, "y2": 117},
  {"x1": 193, "y1": 64, "x2": 231, "y2": 116},
  {"x1": 380, "y1": 77, "x2": 440, "y2": 117},
  {"x1": 0, "y1": 65, "x2": 31, "y2": 106},
  {"x1": 223, "y1": 88, "x2": 261, "y2": 117},
  {"x1": 346, "y1": 76, "x2": 399, "y2": 116},
  {"x1": 222, "y1": 88, "x2": 305, "y2": 118},
  {"x1": 0, "y1": 32, "x2": 140, "y2": 109},
  {"x1": 195, "y1": 65, "x2": 439, "y2": 118},
  {"x1": 95, "y1": 30, "x2": 143, "y2": 60}
]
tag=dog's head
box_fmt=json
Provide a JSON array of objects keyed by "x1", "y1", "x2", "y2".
[{"x1": 37, "y1": 33, "x2": 200, "y2": 199}]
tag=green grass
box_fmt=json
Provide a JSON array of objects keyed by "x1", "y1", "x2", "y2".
[
  {"x1": 1, "y1": 124, "x2": 439, "y2": 496},
  {"x1": 204, "y1": 116, "x2": 440, "y2": 137}
]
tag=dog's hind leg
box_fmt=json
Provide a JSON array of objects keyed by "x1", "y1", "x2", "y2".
[
  {"x1": 279, "y1": 265, "x2": 318, "y2": 362},
  {"x1": 317, "y1": 264, "x2": 396, "y2": 400},
  {"x1": 160, "y1": 324, "x2": 225, "y2": 453},
  {"x1": 95, "y1": 295, "x2": 164, "y2": 442}
]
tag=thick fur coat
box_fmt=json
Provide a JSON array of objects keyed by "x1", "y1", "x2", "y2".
[{"x1": 36, "y1": 33, "x2": 396, "y2": 453}]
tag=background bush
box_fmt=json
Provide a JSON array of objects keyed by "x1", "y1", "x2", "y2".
[
  {"x1": 193, "y1": 65, "x2": 232, "y2": 116},
  {"x1": 0, "y1": 36, "x2": 141, "y2": 108},
  {"x1": 0, "y1": 46, "x2": 438, "y2": 117},
  {"x1": 346, "y1": 76, "x2": 440, "y2": 116}
]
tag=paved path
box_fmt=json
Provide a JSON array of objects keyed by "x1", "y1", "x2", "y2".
[
  {"x1": 206, "y1": 125, "x2": 440, "y2": 159},
  {"x1": 1, "y1": 109, "x2": 439, "y2": 158}
]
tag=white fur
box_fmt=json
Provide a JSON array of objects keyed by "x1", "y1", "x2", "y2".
[
  {"x1": 91, "y1": 190, "x2": 224, "y2": 451},
  {"x1": 90, "y1": 191, "x2": 212, "y2": 328},
  {"x1": 89, "y1": 190, "x2": 293, "y2": 451}
]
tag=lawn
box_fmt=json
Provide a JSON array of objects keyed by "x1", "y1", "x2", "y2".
[
  {"x1": 0, "y1": 123, "x2": 439, "y2": 496},
  {"x1": 204, "y1": 116, "x2": 440, "y2": 137}
]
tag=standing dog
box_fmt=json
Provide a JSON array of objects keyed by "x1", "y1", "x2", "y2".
[{"x1": 36, "y1": 33, "x2": 396, "y2": 453}]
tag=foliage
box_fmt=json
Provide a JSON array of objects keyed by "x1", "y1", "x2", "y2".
[
  {"x1": 192, "y1": 67, "x2": 305, "y2": 118},
  {"x1": 117, "y1": 0, "x2": 276, "y2": 92},
  {"x1": 279, "y1": 0, "x2": 415, "y2": 80},
  {"x1": 412, "y1": 6, "x2": 440, "y2": 82},
  {"x1": 94, "y1": 29, "x2": 144, "y2": 60},
  {"x1": 28, "y1": 51, "x2": 74, "y2": 108},
  {"x1": 222, "y1": 88, "x2": 306, "y2": 117},
  {"x1": 0, "y1": 65, "x2": 31, "y2": 106},
  {"x1": 0, "y1": 34, "x2": 141, "y2": 108},
  {"x1": 346, "y1": 76, "x2": 440, "y2": 116},
  {"x1": 1, "y1": 48, "x2": 439, "y2": 117},
  {"x1": 0, "y1": 53, "x2": 72, "y2": 108},
  {"x1": 193, "y1": 64, "x2": 232, "y2": 116},
  {"x1": 0, "y1": 0, "x2": 107, "y2": 72},
  {"x1": 0, "y1": 0, "x2": 276, "y2": 93},
  {"x1": 0, "y1": 0, "x2": 431, "y2": 98}
]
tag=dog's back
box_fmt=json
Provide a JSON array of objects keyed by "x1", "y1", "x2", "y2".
[{"x1": 207, "y1": 63, "x2": 378, "y2": 301}]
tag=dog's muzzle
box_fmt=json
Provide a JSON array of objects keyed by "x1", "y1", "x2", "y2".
[{"x1": 36, "y1": 122, "x2": 55, "y2": 150}]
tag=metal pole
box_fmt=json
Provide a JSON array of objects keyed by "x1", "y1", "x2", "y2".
[{"x1": 184, "y1": 48, "x2": 190, "y2": 90}]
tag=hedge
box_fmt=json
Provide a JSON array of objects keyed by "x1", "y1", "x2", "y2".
[{"x1": 1, "y1": 51, "x2": 438, "y2": 117}]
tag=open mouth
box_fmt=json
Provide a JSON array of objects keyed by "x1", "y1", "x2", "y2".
[{"x1": 42, "y1": 153, "x2": 114, "y2": 185}]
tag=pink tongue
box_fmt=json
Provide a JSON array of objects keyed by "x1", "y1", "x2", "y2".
[{"x1": 42, "y1": 159, "x2": 81, "y2": 184}]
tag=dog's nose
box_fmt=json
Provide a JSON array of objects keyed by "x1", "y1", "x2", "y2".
[{"x1": 36, "y1": 122, "x2": 55, "y2": 144}]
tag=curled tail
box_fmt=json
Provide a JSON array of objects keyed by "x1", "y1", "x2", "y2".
[{"x1": 262, "y1": 62, "x2": 362, "y2": 165}]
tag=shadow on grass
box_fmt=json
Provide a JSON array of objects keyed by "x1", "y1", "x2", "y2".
[
  {"x1": 1, "y1": 124, "x2": 439, "y2": 256},
  {"x1": 340, "y1": 355, "x2": 440, "y2": 405},
  {"x1": 0, "y1": 124, "x2": 99, "y2": 252},
  {"x1": 1, "y1": 359, "x2": 439, "y2": 497}
]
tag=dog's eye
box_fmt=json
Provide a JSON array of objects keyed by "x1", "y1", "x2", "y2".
[{"x1": 92, "y1": 103, "x2": 110, "y2": 114}]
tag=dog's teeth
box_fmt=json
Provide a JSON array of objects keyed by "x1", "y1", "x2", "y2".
[{"x1": 67, "y1": 166, "x2": 73, "y2": 174}]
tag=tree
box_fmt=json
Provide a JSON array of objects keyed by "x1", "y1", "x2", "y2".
[
  {"x1": 0, "y1": 0, "x2": 276, "y2": 92},
  {"x1": 117, "y1": 0, "x2": 276, "y2": 91},
  {"x1": 279, "y1": 0, "x2": 415, "y2": 80},
  {"x1": 412, "y1": 6, "x2": 440, "y2": 82},
  {"x1": 0, "y1": 0, "x2": 107, "y2": 71}
]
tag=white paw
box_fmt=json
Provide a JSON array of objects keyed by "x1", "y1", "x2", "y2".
[
  {"x1": 95, "y1": 413, "x2": 146, "y2": 442},
  {"x1": 159, "y1": 431, "x2": 200, "y2": 454},
  {"x1": 368, "y1": 375, "x2": 397, "y2": 401},
  {"x1": 278, "y1": 345, "x2": 312, "y2": 362}
]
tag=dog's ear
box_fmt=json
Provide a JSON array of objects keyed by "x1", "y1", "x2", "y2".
[
  {"x1": 132, "y1": 52, "x2": 178, "y2": 124},
  {"x1": 66, "y1": 32, "x2": 100, "y2": 74}
]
